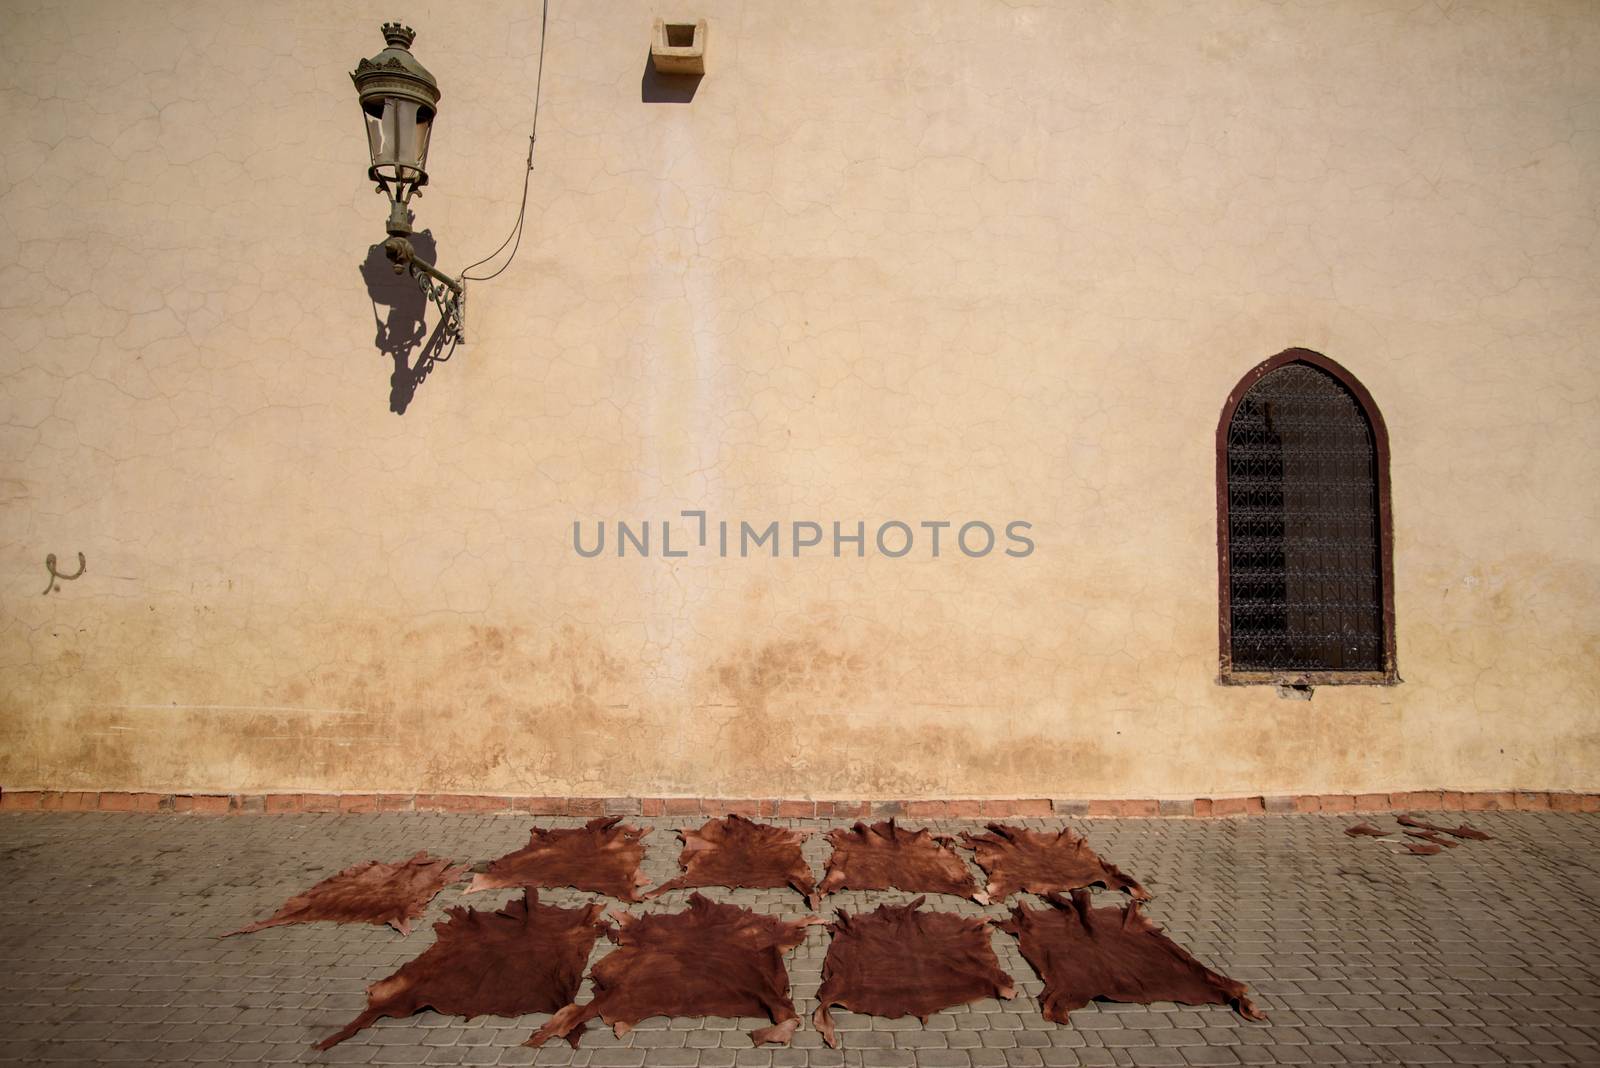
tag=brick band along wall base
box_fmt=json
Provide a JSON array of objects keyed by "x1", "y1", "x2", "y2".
[{"x1": 1, "y1": 790, "x2": 1596, "y2": 816}]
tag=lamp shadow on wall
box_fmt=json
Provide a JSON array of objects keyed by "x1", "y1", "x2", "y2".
[
  {"x1": 360, "y1": 230, "x2": 455, "y2": 415},
  {"x1": 641, "y1": 54, "x2": 701, "y2": 103}
]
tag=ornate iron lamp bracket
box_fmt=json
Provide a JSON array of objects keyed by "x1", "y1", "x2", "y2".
[{"x1": 384, "y1": 235, "x2": 466, "y2": 342}]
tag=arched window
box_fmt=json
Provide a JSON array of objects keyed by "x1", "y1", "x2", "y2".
[{"x1": 1216, "y1": 349, "x2": 1397, "y2": 685}]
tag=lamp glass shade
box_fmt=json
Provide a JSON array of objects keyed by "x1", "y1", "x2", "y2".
[{"x1": 362, "y1": 96, "x2": 433, "y2": 183}]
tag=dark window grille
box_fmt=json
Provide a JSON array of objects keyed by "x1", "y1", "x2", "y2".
[{"x1": 1224, "y1": 362, "x2": 1384, "y2": 673}]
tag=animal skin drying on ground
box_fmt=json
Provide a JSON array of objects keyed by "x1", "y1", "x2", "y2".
[
  {"x1": 646, "y1": 814, "x2": 818, "y2": 907},
  {"x1": 316, "y1": 890, "x2": 608, "y2": 1049},
  {"x1": 960, "y1": 823, "x2": 1149, "y2": 903},
  {"x1": 468, "y1": 815, "x2": 650, "y2": 900},
  {"x1": 817, "y1": 820, "x2": 979, "y2": 899},
  {"x1": 813, "y1": 897, "x2": 1015, "y2": 1048},
  {"x1": 224, "y1": 851, "x2": 467, "y2": 937},
  {"x1": 526, "y1": 893, "x2": 818, "y2": 1048},
  {"x1": 995, "y1": 890, "x2": 1264, "y2": 1024}
]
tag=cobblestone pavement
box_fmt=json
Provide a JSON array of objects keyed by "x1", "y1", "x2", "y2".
[{"x1": 2, "y1": 811, "x2": 1598, "y2": 1066}]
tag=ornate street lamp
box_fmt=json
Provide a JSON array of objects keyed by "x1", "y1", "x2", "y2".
[{"x1": 351, "y1": 22, "x2": 465, "y2": 340}]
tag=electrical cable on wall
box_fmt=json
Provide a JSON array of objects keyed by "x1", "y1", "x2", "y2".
[{"x1": 460, "y1": 0, "x2": 549, "y2": 283}]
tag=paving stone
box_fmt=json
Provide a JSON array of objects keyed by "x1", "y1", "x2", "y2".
[
  {"x1": 0, "y1": 811, "x2": 1594, "y2": 1068},
  {"x1": 1180, "y1": 1048, "x2": 1242, "y2": 1065},
  {"x1": 915, "y1": 1052, "x2": 973, "y2": 1067},
  {"x1": 589, "y1": 1051, "x2": 647, "y2": 1068},
  {"x1": 1129, "y1": 1050, "x2": 1186, "y2": 1067}
]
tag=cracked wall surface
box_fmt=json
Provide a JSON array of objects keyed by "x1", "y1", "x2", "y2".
[{"x1": 1, "y1": 0, "x2": 1597, "y2": 798}]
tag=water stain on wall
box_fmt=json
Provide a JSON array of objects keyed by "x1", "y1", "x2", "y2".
[{"x1": 3, "y1": 544, "x2": 1596, "y2": 795}]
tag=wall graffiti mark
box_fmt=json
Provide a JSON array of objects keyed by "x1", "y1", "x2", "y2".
[{"x1": 42, "y1": 552, "x2": 86, "y2": 595}]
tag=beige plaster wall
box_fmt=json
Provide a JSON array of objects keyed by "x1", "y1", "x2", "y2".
[{"x1": 2, "y1": 0, "x2": 1597, "y2": 799}]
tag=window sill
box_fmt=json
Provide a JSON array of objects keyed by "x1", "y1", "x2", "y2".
[{"x1": 1218, "y1": 670, "x2": 1401, "y2": 687}]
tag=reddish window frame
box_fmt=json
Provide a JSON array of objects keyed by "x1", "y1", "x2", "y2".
[{"x1": 1215, "y1": 347, "x2": 1399, "y2": 686}]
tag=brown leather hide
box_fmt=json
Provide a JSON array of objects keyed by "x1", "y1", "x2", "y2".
[
  {"x1": 1397, "y1": 814, "x2": 1492, "y2": 841},
  {"x1": 1344, "y1": 822, "x2": 1388, "y2": 837},
  {"x1": 817, "y1": 821, "x2": 979, "y2": 899},
  {"x1": 996, "y1": 891, "x2": 1264, "y2": 1024},
  {"x1": 468, "y1": 816, "x2": 650, "y2": 900},
  {"x1": 959, "y1": 824, "x2": 1149, "y2": 904},
  {"x1": 813, "y1": 897, "x2": 1016, "y2": 1048},
  {"x1": 1401, "y1": 841, "x2": 1442, "y2": 855},
  {"x1": 646, "y1": 814, "x2": 819, "y2": 908},
  {"x1": 526, "y1": 893, "x2": 818, "y2": 1048},
  {"x1": 316, "y1": 890, "x2": 609, "y2": 1050},
  {"x1": 224, "y1": 851, "x2": 467, "y2": 937}
]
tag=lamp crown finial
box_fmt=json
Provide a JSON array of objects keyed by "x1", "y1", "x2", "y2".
[{"x1": 381, "y1": 22, "x2": 416, "y2": 50}]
